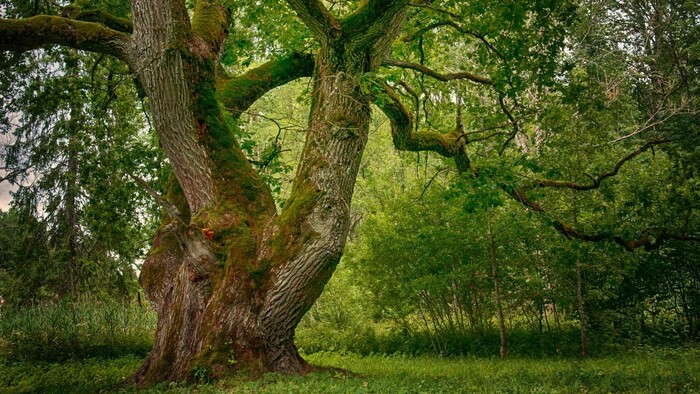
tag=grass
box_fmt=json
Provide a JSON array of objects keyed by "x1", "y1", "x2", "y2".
[
  {"x1": 1, "y1": 301, "x2": 698, "y2": 392},
  {"x1": 1, "y1": 349, "x2": 698, "y2": 393},
  {"x1": 0, "y1": 356, "x2": 142, "y2": 394}
]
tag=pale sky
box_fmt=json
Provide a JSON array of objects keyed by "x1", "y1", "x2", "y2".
[
  {"x1": 0, "y1": 181, "x2": 14, "y2": 211},
  {"x1": 1, "y1": 113, "x2": 19, "y2": 212}
]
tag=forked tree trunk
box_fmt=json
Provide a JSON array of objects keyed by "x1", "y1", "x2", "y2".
[{"x1": 128, "y1": 0, "x2": 408, "y2": 385}]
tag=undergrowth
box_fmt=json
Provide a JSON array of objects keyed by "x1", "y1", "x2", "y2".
[{"x1": 0, "y1": 299, "x2": 155, "y2": 362}]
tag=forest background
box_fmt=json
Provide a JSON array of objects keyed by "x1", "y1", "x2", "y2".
[{"x1": 0, "y1": 0, "x2": 699, "y2": 392}]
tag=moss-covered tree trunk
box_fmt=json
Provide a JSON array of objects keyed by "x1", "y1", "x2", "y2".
[
  {"x1": 129, "y1": 0, "x2": 410, "y2": 385},
  {"x1": 0, "y1": 0, "x2": 409, "y2": 385}
]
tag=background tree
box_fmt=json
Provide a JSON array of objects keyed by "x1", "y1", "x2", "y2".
[{"x1": 0, "y1": 0, "x2": 162, "y2": 301}]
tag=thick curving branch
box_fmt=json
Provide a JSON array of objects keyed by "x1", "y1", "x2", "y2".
[
  {"x1": 61, "y1": 6, "x2": 133, "y2": 33},
  {"x1": 0, "y1": 16, "x2": 131, "y2": 61},
  {"x1": 216, "y1": 53, "x2": 315, "y2": 116},
  {"x1": 285, "y1": 0, "x2": 340, "y2": 41},
  {"x1": 383, "y1": 58, "x2": 493, "y2": 85},
  {"x1": 376, "y1": 79, "x2": 695, "y2": 251},
  {"x1": 533, "y1": 138, "x2": 670, "y2": 191},
  {"x1": 373, "y1": 82, "x2": 472, "y2": 172}
]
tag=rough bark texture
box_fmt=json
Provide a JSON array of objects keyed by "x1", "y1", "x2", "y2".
[
  {"x1": 3, "y1": 0, "x2": 698, "y2": 387},
  {"x1": 0, "y1": 15, "x2": 130, "y2": 60},
  {"x1": 131, "y1": 0, "x2": 215, "y2": 213},
  {"x1": 131, "y1": 0, "x2": 410, "y2": 385}
]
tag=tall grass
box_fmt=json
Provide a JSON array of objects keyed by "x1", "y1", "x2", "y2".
[
  {"x1": 3, "y1": 350, "x2": 698, "y2": 393},
  {"x1": 0, "y1": 299, "x2": 155, "y2": 361},
  {"x1": 297, "y1": 324, "x2": 625, "y2": 358}
]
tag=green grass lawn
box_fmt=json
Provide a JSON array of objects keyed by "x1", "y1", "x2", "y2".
[{"x1": 1, "y1": 349, "x2": 698, "y2": 393}]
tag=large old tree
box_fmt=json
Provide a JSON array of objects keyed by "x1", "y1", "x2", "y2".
[
  {"x1": 1, "y1": 0, "x2": 698, "y2": 386},
  {"x1": 1, "y1": 0, "x2": 413, "y2": 383}
]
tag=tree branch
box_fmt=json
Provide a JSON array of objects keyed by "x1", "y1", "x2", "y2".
[
  {"x1": 342, "y1": 0, "x2": 410, "y2": 50},
  {"x1": 0, "y1": 16, "x2": 130, "y2": 61},
  {"x1": 533, "y1": 138, "x2": 670, "y2": 191},
  {"x1": 216, "y1": 52, "x2": 315, "y2": 117},
  {"x1": 509, "y1": 187, "x2": 699, "y2": 251},
  {"x1": 497, "y1": 94, "x2": 519, "y2": 155},
  {"x1": 383, "y1": 58, "x2": 493, "y2": 85},
  {"x1": 285, "y1": 0, "x2": 341, "y2": 41},
  {"x1": 61, "y1": 6, "x2": 133, "y2": 33},
  {"x1": 0, "y1": 167, "x2": 28, "y2": 184},
  {"x1": 373, "y1": 82, "x2": 472, "y2": 172},
  {"x1": 127, "y1": 172, "x2": 181, "y2": 221}
]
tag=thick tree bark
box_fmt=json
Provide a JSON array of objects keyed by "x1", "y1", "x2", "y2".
[{"x1": 131, "y1": 0, "x2": 409, "y2": 385}]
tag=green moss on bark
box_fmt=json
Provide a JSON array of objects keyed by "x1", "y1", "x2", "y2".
[{"x1": 215, "y1": 53, "x2": 314, "y2": 115}]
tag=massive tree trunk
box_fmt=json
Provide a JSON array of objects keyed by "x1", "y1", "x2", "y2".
[{"x1": 129, "y1": 0, "x2": 409, "y2": 385}]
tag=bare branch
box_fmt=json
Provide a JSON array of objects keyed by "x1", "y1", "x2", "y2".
[
  {"x1": 401, "y1": 19, "x2": 505, "y2": 62},
  {"x1": 497, "y1": 95, "x2": 520, "y2": 155},
  {"x1": 127, "y1": 172, "x2": 181, "y2": 221},
  {"x1": 383, "y1": 58, "x2": 493, "y2": 85},
  {"x1": 534, "y1": 138, "x2": 670, "y2": 191},
  {"x1": 0, "y1": 168, "x2": 27, "y2": 184},
  {"x1": 419, "y1": 167, "x2": 451, "y2": 199},
  {"x1": 0, "y1": 16, "x2": 131, "y2": 61},
  {"x1": 510, "y1": 187, "x2": 699, "y2": 251}
]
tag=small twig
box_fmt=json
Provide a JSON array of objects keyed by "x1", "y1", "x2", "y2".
[{"x1": 419, "y1": 167, "x2": 451, "y2": 199}]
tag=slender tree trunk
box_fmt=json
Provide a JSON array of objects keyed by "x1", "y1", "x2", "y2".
[
  {"x1": 487, "y1": 208, "x2": 507, "y2": 359},
  {"x1": 572, "y1": 192, "x2": 588, "y2": 358},
  {"x1": 65, "y1": 132, "x2": 80, "y2": 297},
  {"x1": 576, "y1": 261, "x2": 588, "y2": 358}
]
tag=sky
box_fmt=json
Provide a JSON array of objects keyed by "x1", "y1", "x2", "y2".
[
  {"x1": 1, "y1": 113, "x2": 19, "y2": 212},
  {"x1": 0, "y1": 180, "x2": 14, "y2": 211}
]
